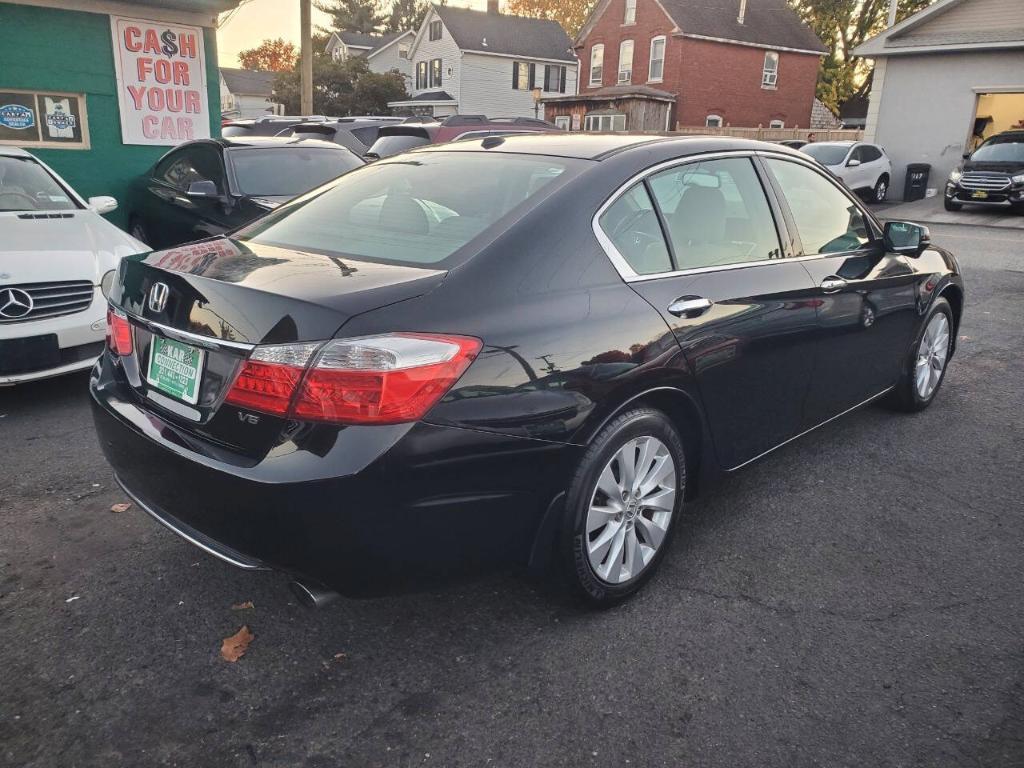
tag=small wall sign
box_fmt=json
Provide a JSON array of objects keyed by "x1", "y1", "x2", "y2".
[{"x1": 0, "y1": 90, "x2": 89, "y2": 149}]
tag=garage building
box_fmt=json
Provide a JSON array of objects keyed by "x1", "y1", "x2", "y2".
[{"x1": 856, "y1": 0, "x2": 1024, "y2": 201}]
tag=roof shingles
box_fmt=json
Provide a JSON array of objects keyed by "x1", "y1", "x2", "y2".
[
  {"x1": 434, "y1": 5, "x2": 576, "y2": 62},
  {"x1": 661, "y1": 0, "x2": 827, "y2": 53}
]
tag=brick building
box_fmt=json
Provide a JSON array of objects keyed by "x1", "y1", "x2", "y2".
[{"x1": 545, "y1": 0, "x2": 827, "y2": 131}]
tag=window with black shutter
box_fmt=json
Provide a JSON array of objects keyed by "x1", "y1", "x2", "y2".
[
  {"x1": 431, "y1": 58, "x2": 442, "y2": 87},
  {"x1": 416, "y1": 61, "x2": 427, "y2": 90},
  {"x1": 429, "y1": 20, "x2": 442, "y2": 41}
]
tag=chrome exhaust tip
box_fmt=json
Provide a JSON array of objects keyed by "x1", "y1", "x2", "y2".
[{"x1": 290, "y1": 580, "x2": 341, "y2": 609}]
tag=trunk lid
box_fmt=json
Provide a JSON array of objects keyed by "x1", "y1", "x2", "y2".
[{"x1": 110, "y1": 236, "x2": 445, "y2": 453}]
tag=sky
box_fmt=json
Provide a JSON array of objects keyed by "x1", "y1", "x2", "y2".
[{"x1": 216, "y1": 0, "x2": 484, "y2": 68}]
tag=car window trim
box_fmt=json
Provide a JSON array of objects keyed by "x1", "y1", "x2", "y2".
[
  {"x1": 756, "y1": 152, "x2": 884, "y2": 261},
  {"x1": 594, "y1": 150, "x2": 797, "y2": 283},
  {"x1": 154, "y1": 142, "x2": 228, "y2": 195}
]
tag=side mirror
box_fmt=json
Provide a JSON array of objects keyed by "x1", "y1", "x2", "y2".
[
  {"x1": 846, "y1": 158, "x2": 861, "y2": 168},
  {"x1": 884, "y1": 221, "x2": 931, "y2": 257},
  {"x1": 962, "y1": 152, "x2": 971, "y2": 160},
  {"x1": 88, "y1": 195, "x2": 118, "y2": 215},
  {"x1": 186, "y1": 180, "x2": 219, "y2": 198}
]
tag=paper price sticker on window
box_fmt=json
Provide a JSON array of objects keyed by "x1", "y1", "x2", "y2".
[{"x1": 110, "y1": 16, "x2": 211, "y2": 145}]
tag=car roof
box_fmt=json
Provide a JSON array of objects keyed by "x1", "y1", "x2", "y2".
[
  {"x1": 806, "y1": 140, "x2": 856, "y2": 148},
  {"x1": 219, "y1": 136, "x2": 348, "y2": 150},
  {"x1": 0, "y1": 145, "x2": 32, "y2": 158},
  {"x1": 413, "y1": 133, "x2": 798, "y2": 161}
]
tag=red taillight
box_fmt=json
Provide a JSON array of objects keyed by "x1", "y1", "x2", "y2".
[
  {"x1": 223, "y1": 334, "x2": 481, "y2": 425},
  {"x1": 106, "y1": 307, "x2": 133, "y2": 356}
]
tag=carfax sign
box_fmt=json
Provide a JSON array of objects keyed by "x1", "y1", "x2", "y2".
[
  {"x1": 110, "y1": 16, "x2": 211, "y2": 145},
  {"x1": 0, "y1": 90, "x2": 89, "y2": 148}
]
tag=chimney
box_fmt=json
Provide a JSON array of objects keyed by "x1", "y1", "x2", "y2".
[
  {"x1": 487, "y1": 0, "x2": 500, "y2": 13},
  {"x1": 737, "y1": 0, "x2": 747, "y2": 24}
]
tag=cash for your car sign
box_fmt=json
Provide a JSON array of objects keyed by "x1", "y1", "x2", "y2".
[{"x1": 110, "y1": 16, "x2": 211, "y2": 145}]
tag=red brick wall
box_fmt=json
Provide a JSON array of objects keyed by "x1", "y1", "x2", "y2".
[
  {"x1": 674, "y1": 38, "x2": 820, "y2": 128},
  {"x1": 575, "y1": 0, "x2": 821, "y2": 129}
]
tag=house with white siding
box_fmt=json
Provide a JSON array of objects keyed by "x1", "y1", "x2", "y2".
[
  {"x1": 388, "y1": 1, "x2": 578, "y2": 119},
  {"x1": 325, "y1": 30, "x2": 415, "y2": 82}
]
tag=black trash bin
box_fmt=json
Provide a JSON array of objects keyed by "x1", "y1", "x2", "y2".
[{"x1": 904, "y1": 163, "x2": 931, "y2": 202}]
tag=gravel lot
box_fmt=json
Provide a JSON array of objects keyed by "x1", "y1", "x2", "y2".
[{"x1": 2, "y1": 221, "x2": 1022, "y2": 768}]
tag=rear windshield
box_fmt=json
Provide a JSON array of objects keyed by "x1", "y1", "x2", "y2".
[
  {"x1": 0, "y1": 156, "x2": 80, "y2": 211},
  {"x1": 367, "y1": 134, "x2": 431, "y2": 158},
  {"x1": 971, "y1": 134, "x2": 1024, "y2": 163},
  {"x1": 228, "y1": 147, "x2": 363, "y2": 197},
  {"x1": 238, "y1": 152, "x2": 582, "y2": 266},
  {"x1": 801, "y1": 144, "x2": 851, "y2": 166}
]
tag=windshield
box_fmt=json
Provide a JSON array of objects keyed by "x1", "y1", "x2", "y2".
[
  {"x1": 238, "y1": 152, "x2": 582, "y2": 266},
  {"x1": 367, "y1": 134, "x2": 432, "y2": 159},
  {"x1": 228, "y1": 147, "x2": 363, "y2": 197},
  {"x1": 801, "y1": 144, "x2": 852, "y2": 166},
  {"x1": 971, "y1": 134, "x2": 1024, "y2": 163},
  {"x1": 0, "y1": 156, "x2": 79, "y2": 212}
]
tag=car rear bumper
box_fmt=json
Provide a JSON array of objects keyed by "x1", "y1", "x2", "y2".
[{"x1": 90, "y1": 359, "x2": 578, "y2": 596}]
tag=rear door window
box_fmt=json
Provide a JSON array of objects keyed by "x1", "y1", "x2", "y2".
[
  {"x1": 598, "y1": 184, "x2": 671, "y2": 275},
  {"x1": 860, "y1": 145, "x2": 882, "y2": 163},
  {"x1": 647, "y1": 157, "x2": 782, "y2": 269},
  {"x1": 764, "y1": 158, "x2": 872, "y2": 255}
]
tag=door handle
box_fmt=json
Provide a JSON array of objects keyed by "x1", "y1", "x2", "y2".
[
  {"x1": 820, "y1": 277, "x2": 848, "y2": 293},
  {"x1": 668, "y1": 296, "x2": 713, "y2": 318}
]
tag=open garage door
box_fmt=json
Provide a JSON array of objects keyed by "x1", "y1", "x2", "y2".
[{"x1": 970, "y1": 92, "x2": 1024, "y2": 151}]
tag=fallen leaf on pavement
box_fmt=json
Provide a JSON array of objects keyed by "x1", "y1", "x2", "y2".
[
  {"x1": 333, "y1": 652, "x2": 347, "y2": 662},
  {"x1": 221, "y1": 626, "x2": 254, "y2": 662},
  {"x1": 110, "y1": 503, "x2": 132, "y2": 513},
  {"x1": 231, "y1": 601, "x2": 254, "y2": 611}
]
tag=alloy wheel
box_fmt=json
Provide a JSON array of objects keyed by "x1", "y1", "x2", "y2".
[
  {"x1": 875, "y1": 179, "x2": 888, "y2": 202},
  {"x1": 915, "y1": 312, "x2": 950, "y2": 399},
  {"x1": 585, "y1": 436, "x2": 676, "y2": 585}
]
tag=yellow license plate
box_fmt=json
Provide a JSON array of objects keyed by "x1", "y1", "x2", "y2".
[{"x1": 971, "y1": 190, "x2": 989, "y2": 199}]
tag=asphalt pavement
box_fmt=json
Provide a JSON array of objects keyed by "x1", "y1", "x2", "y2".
[{"x1": 2, "y1": 221, "x2": 1023, "y2": 768}]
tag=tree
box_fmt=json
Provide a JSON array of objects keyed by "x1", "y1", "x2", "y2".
[
  {"x1": 315, "y1": 0, "x2": 385, "y2": 35},
  {"x1": 273, "y1": 49, "x2": 407, "y2": 115},
  {"x1": 505, "y1": 0, "x2": 595, "y2": 39},
  {"x1": 386, "y1": 0, "x2": 429, "y2": 33},
  {"x1": 788, "y1": 0, "x2": 937, "y2": 111},
  {"x1": 237, "y1": 38, "x2": 297, "y2": 71}
]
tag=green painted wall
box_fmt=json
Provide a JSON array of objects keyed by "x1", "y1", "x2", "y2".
[{"x1": 0, "y1": 3, "x2": 222, "y2": 228}]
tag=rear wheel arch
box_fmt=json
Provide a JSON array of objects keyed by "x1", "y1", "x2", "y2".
[
  {"x1": 938, "y1": 283, "x2": 963, "y2": 352},
  {"x1": 577, "y1": 387, "x2": 705, "y2": 500}
]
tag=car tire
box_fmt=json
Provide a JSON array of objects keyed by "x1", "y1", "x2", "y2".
[
  {"x1": 889, "y1": 297, "x2": 954, "y2": 413},
  {"x1": 560, "y1": 407, "x2": 686, "y2": 607},
  {"x1": 944, "y1": 198, "x2": 963, "y2": 212},
  {"x1": 873, "y1": 175, "x2": 889, "y2": 203},
  {"x1": 129, "y1": 218, "x2": 151, "y2": 247}
]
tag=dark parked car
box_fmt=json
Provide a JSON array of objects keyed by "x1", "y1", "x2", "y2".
[
  {"x1": 94, "y1": 134, "x2": 964, "y2": 607},
  {"x1": 777, "y1": 139, "x2": 807, "y2": 149},
  {"x1": 221, "y1": 115, "x2": 333, "y2": 138},
  {"x1": 276, "y1": 118, "x2": 403, "y2": 154},
  {"x1": 365, "y1": 115, "x2": 559, "y2": 159},
  {"x1": 945, "y1": 130, "x2": 1024, "y2": 212},
  {"x1": 127, "y1": 137, "x2": 364, "y2": 248}
]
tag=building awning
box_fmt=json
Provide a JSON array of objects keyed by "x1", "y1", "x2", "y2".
[
  {"x1": 542, "y1": 85, "x2": 676, "y2": 104},
  {"x1": 132, "y1": 0, "x2": 243, "y2": 12}
]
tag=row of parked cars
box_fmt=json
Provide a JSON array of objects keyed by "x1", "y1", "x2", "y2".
[{"x1": 0, "y1": 112, "x2": 561, "y2": 386}]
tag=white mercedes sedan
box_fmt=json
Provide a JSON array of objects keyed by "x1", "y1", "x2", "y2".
[{"x1": 1, "y1": 146, "x2": 146, "y2": 385}]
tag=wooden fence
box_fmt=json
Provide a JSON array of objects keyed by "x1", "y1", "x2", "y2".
[{"x1": 672, "y1": 126, "x2": 864, "y2": 142}]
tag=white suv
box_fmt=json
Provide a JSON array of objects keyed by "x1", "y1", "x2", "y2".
[
  {"x1": 1, "y1": 147, "x2": 146, "y2": 385},
  {"x1": 801, "y1": 141, "x2": 893, "y2": 203}
]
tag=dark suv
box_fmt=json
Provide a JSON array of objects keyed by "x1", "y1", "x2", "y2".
[
  {"x1": 945, "y1": 130, "x2": 1024, "y2": 212},
  {"x1": 365, "y1": 115, "x2": 559, "y2": 159}
]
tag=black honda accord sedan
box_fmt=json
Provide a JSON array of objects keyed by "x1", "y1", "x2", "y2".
[{"x1": 91, "y1": 134, "x2": 964, "y2": 606}]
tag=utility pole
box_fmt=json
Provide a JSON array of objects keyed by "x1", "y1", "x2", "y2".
[
  {"x1": 300, "y1": 0, "x2": 313, "y2": 115},
  {"x1": 887, "y1": 0, "x2": 899, "y2": 27}
]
